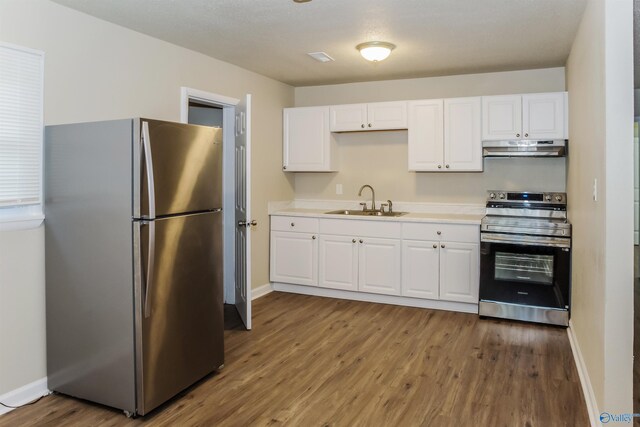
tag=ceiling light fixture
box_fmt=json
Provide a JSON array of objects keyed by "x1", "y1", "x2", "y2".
[{"x1": 356, "y1": 41, "x2": 396, "y2": 62}]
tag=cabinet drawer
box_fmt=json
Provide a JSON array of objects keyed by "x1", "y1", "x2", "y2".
[
  {"x1": 320, "y1": 218, "x2": 401, "y2": 239},
  {"x1": 402, "y1": 223, "x2": 479, "y2": 243},
  {"x1": 271, "y1": 216, "x2": 319, "y2": 233}
]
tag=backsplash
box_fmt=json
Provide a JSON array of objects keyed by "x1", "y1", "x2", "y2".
[{"x1": 293, "y1": 130, "x2": 566, "y2": 204}]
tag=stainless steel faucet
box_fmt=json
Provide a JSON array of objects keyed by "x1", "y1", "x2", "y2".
[{"x1": 358, "y1": 184, "x2": 376, "y2": 211}]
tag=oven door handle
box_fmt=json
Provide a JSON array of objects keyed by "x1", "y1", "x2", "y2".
[{"x1": 481, "y1": 233, "x2": 571, "y2": 249}]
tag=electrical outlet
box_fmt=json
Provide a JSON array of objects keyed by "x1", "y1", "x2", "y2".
[
  {"x1": 593, "y1": 178, "x2": 598, "y2": 201},
  {"x1": 336, "y1": 183, "x2": 343, "y2": 195}
]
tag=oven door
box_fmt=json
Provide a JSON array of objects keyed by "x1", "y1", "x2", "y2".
[{"x1": 479, "y1": 234, "x2": 571, "y2": 310}]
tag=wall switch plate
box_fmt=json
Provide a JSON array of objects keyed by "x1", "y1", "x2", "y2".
[
  {"x1": 593, "y1": 178, "x2": 598, "y2": 201},
  {"x1": 336, "y1": 183, "x2": 343, "y2": 195}
]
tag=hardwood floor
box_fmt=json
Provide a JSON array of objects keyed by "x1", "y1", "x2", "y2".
[{"x1": 0, "y1": 292, "x2": 588, "y2": 427}]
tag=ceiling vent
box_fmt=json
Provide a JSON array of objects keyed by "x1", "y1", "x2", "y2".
[{"x1": 307, "y1": 52, "x2": 335, "y2": 63}]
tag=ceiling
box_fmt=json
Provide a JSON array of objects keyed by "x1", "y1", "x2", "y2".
[{"x1": 52, "y1": 0, "x2": 587, "y2": 87}]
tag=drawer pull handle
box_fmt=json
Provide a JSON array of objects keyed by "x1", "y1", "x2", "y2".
[
  {"x1": 359, "y1": 239, "x2": 363, "y2": 244},
  {"x1": 352, "y1": 239, "x2": 356, "y2": 243},
  {"x1": 290, "y1": 222, "x2": 295, "y2": 227},
  {"x1": 433, "y1": 244, "x2": 437, "y2": 248},
  {"x1": 437, "y1": 231, "x2": 441, "y2": 235}
]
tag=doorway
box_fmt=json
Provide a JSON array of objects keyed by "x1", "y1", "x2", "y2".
[{"x1": 181, "y1": 87, "x2": 253, "y2": 330}]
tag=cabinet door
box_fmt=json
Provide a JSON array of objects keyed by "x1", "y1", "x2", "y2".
[
  {"x1": 367, "y1": 101, "x2": 408, "y2": 130},
  {"x1": 482, "y1": 95, "x2": 522, "y2": 141},
  {"x1": 408, "y1": 99, "x2": 444, "y2": 171},
  {"x1": 319, "y1": 235, "x2": 358, "y2": 291},
  {"x1": 522, "y1": 92, "x2": 566, "y2": 139},
  {"x1": 439, "y1": 242, "x2": 479, "y2": 304},
  {"x1": 329, "y1": 104, "x2": 368, "y2": 132},
  {"x1": 283, "y1": 106, "x2": 333, "y2": 171},
  {"x1": 270, "y1": 231, "x2": 318, "y2": 286},
  {"x1": 401, "y1": 240, "x2": 439, "y2": 299},
  {"x1": 444, "y1": 97, "x2": 482, "y2": 171},
  {"x1": 358, "y1": 237, "x2": 401, "y2": 296}
]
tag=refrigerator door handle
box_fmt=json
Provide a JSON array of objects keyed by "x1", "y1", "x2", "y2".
[
  {"x1": 141, "y1": 121, "x2": 156, "y2": 220},
  {"x1": 144, "y1": 221, "x2": 156, "y2": 318}
]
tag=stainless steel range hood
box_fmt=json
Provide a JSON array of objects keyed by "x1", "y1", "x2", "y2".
[{"x1": 482, "y1": 140, "x2": 567, "y2": 157}]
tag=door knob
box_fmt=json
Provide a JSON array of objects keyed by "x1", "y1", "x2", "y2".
[{"x1": 237, "y1": 220, "x2": 257, "y2": 227}]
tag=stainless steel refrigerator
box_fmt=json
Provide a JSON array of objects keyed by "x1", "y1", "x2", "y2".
[{"x1": 45, "y1": 118, "x2": 224, "y2": 416}]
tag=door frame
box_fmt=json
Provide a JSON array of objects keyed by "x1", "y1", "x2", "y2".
[{"x1": 180, "y1": 87, "x2": 241, "y2": 306}]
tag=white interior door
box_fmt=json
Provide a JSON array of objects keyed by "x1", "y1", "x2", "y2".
[{"x1": 235, "y1": 94, "x2": 252, "y2": 329}]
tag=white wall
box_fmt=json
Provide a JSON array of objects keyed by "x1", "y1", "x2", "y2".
[
  {"x1": 0, "y1": 0, "x2": 294, "y2": 395},
  {"x1": 294, "y1": 68, "x2": 566, "y2": 204},
  {"x1": 565, "y1": 0, "x2": 633, "y2": 417}
]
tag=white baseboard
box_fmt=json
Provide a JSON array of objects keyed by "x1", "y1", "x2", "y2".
[
  {"x1": 272, "y1": 282, "x2": 478, "y2": 314},
  {"x1": 567, "y1": 320, "x2": 600, "y2": 427},
  {"x1": 0, "y1": 377, "x2": 49, "y2": 416},
  {"x1": 252, "y1": 283, "x2": 273, "y2": 300}
]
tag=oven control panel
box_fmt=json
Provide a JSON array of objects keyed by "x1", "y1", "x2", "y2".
[{"x1": 487, "y1": 191, "x2": 566, "y2": 205}]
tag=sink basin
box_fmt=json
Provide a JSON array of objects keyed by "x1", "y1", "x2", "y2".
[{"x1": 325, "y1": 209, "x2": 408, "y2": 217}]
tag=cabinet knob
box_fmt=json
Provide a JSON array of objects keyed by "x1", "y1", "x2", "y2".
[
  {"x1": 441, "y1": 244, "x2": 445, "y2": 248},
  {"x1": 433, "y1": 244, "x2": 437, "y2": 248},
  {"x1": 368, "y1": 123, "x2": 372, "y2": 128},
  {"x1": 352, "y1": 239, "x2": 356, "y2": 243},
  {"x1": 438, "y1": 165, "x2": 442, "y2": 169},
  {"x1": 359, "y1": 239, "x2": 363, "y2": 244},
  {"x1": 290, "y1": 222, "x2": 295, "y2": 227},
  {"x1": 516, "y1": 133, "x2": 520, "y2": 137},
  {"x1": 361, "y1": 124, "x2": 365, "y2": 128},
  {"x1": 445, "y1": 164, "x2": 450, "y2": 169},
  {"x1": 524, "y1": 133, "x2": 529, "y2": 137},
  {"x1": 283, "y1": 165, "x2": 287, "y2": 170},
  {"x1": 437, "y1": 231, "x2": 441, "y2": 235},
  {"x1": 312, "y1": 235, "x2": 316, "y2": 240}
]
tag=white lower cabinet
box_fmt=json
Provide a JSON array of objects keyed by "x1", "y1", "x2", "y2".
[
  {"x1": 439, "y1": 242, "x2": 479, "y2": 303},
  {"x1": 270, "y1": 215, "x2": 480, "y2": 310},
  {"x1": 402, "y1": 240, "x2": 478, "y2": 303},
  {"x1": 358, "y1": 237, "x2": 402, "y2": 296},
  {"x1": 319, "y1": 235, "x2": 358, "y2": 291},
  {"x1": 319, "y1": 235, "x2": 401, "y2": 295},
  {"x1": 270, "y1": 230, "x2": 318, "y2": 286},
  {"x1": 401, "y1": 240, "x2": 440, "y2": 299}
]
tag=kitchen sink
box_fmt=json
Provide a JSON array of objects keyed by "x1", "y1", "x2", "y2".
[{"x1": 325, "y1": 209, "x2": 408, "y2": 217}]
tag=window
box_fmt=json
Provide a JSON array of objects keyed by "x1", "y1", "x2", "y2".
[{"x1": 0, "y1": 42, "x2": 44, "y2": 229}]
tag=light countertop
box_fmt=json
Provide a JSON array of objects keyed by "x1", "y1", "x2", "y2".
[{"x1": 270, "y1": 208, "x2": 484, "y2": 225}]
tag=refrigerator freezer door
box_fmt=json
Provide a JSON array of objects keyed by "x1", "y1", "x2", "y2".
[
  {"x1": 137, "y1": 119, "x2": 222, "y2": 219},
  {"x1": 134, "y1": 211, "x2": 224, "y2": 415}
]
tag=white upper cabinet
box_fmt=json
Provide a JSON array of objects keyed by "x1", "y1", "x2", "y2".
[
  {"x1": 522, "y1": 92, "x2": 567, "y2": 139},
  {"x1": 330, "y1": 101, "x2": 407, "y2": 132},
  {"x1": 482, "y1": 95, "x2": 522, "y2": 141},
  {"x1": 329, "y1": 104, "x2": 368, "y2": 132},
  {"x1": 482, "y1": 92, "x2": 567, "y2": 141},
  {"x1": 408, "y1": 99, "x2": 444, "y2": 171},
  {"x1": 444, "y1": 97, "x2": 482, "y2": 171},
  {"x1": 408, "y1": 97, "x2": 482, "y2": 172},
  {"x1": 367, "y1": 101, "x2": 408, "y2": 130},
  {"x1": 283, "y1": 106, "x2": 335, "y2": 172}
]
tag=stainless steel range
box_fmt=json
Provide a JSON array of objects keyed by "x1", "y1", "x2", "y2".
[{"x1": 479, "y1": 191, "x2": 571, "y2": 327}]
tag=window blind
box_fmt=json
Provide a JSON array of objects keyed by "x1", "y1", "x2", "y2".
[{"x1": 0, "y1": 43, "x2": 44, "y2": 208}]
